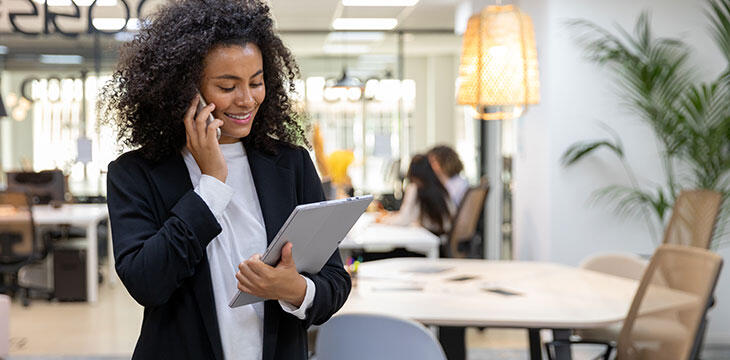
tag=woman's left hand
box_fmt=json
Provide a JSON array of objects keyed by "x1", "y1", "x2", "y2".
[{"x1": 236, "y1": 242, "x2": 307, "y2": 307}]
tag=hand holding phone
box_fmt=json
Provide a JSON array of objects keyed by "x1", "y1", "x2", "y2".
[{"x1": 196, "y1": 92, "x2": 222, "y2": 140}]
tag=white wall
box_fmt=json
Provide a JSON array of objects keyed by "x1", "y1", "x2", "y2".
[{"x1": 515, "y1": 0, "x2": 730, "y2": 343}]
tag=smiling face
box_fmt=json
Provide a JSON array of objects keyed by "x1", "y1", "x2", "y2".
[{"x1": 199, "y1": 43, "x2": 266, "y2": 144}]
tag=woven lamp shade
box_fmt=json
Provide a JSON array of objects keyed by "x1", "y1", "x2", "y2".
[{"x1": 457, "y1": 5, "x2": 540, "y2": 120}]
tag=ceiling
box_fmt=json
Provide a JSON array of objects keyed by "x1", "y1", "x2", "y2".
[{"x1": 0, "y1": 0, "x2": 465, "y2": 72}]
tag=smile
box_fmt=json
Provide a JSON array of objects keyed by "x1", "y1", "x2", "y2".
[{"x1": 225, "y1": 112, "x2": 252, "y2": 124}]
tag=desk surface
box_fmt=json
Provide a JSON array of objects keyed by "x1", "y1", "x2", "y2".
[
  {"x1": 339, "y1": 213, "x2": 440, "y2": 257},
  {"x1": 32, "y1": 204, "x2": 108, "y2": 225},
  {"x1": 339, "y1": 258, "x2": 698, "y2": 329}
]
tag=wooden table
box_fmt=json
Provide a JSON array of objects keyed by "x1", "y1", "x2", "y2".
[{"x1": 338, "y1": 258, "x2": 697, "y2": 360}]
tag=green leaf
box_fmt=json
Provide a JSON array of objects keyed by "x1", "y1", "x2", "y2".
[{"x1": 562, "y1": 140, "x2": 625, "y2": 166}]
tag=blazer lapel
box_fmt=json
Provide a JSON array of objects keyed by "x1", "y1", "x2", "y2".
[
  {"x1": 246, "y1": 144, "x2": 296, "y2": 360},
  {"x1": 150, "y1": 154, "x2": 224, "y2": 360}
]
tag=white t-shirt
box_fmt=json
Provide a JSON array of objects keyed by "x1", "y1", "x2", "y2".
[{"x1": 182, "y1": 143, "x2": 315, "y2": 360}]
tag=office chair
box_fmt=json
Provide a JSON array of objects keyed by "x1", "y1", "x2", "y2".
[
  {"x1": 0, "y1": 191, "x2": 38, "y2": 305},
  {"x1": 546, "y1": 244, "x2": 723, "y2": 360},
  {"x1": 575, "y1": 190, "x2": 723, "y2": 346},
  {"x1": 444, "y1": 177, "x2": 489, "y2": 258},
  {"x1": 6, "y1": 169, "x2": 66, "y2": 205},
  {"x1": 663, "y1": 189, "x2": 723, "y2": 249},
  {"x1": 575, "y1": 253, "x2": 648, "y2": 342},
  {"x1": 314, "y1": 313, "x2": 447, "y2": 360}
]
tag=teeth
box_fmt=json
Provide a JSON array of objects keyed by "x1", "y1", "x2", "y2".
[{"x1": 226, "y1": 113, "x2": 251, "y2": 120}]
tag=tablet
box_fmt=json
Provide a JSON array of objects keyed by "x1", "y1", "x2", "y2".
[{"x1": 229, "y1": 195, "x2": 373, "y2": 308}]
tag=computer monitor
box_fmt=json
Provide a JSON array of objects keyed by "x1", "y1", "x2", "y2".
[{"x1": 6, "y1": 170, "x2": 66, "y2": 205}]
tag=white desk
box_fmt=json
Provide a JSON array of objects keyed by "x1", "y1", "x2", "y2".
[
  {"x1": 32, "y1": 204, "x2": 109, "y2": 303},
  {"x1": 339, "y1": 258, "x2": 697, "y2": 360},
  {"x1": 339, "y1": 213, "x2": 440, "y2": 258}
]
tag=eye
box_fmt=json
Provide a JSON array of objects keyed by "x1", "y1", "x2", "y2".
[
  {"x1": 251, "y1": 82, "x2": 264, "y2": 88},
  {"x1": 218, "y1": 86, "x2": 235, "y2": 92}
]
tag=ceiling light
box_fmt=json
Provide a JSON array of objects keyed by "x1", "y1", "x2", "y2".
[
  {"x1": 342, "y1": 0, "x2": 419, "y2": 6},
  {"x1": 323, "y1": 44, "x2": 371, "y2": 54},
  {"x1": 332, "y1": 18, "x2": 398, "y2": 30},
  {"x1": 39, "y1": 54, "x2": 83, "y2": 64},
  {"x1": 326, "y1": 32, "x2": 385, "y2": 43}
]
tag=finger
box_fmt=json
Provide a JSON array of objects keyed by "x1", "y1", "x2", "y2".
[
  {"x1": 195, "y1": 102, "x2": 215, "y2": 142},
  {"x1": 207, "y1": 119, "x2": 224, "y2": 140},
  {"x1": 246, "y1": 257, "x2": 271, "y2": 278},
  {"x1": 184, "y1": 96, "x2": 199, "y2": 148},
  {"x1": 239, "y1": 260, "x2": 265, "y2": 282},
  {"x1": 236, "y1": 271, "x2": 256, "y2": 293},
  {"x1": 278, "y1": 242, "x2": 295, "y2": 267}
]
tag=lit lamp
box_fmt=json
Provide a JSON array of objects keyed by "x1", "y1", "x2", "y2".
[
  {"x1": 457, "y1": 4, "x2": 540, "y2": 120},
  {"x1": 456, "y1": 4, "x2": 540, "y2": 260}
]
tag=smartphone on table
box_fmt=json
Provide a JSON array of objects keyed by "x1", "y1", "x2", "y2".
[{"x1": 196, "y1": 91, "x2": 221, "y2": 140}]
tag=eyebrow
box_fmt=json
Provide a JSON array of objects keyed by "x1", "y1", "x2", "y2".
[{"x1": 213, "y1": 69, "x2": 264, "y2": 80}]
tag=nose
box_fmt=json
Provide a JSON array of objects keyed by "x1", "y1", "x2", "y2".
[{"x1": 235, "y1": 87, "x2": 257, "y2": 109}]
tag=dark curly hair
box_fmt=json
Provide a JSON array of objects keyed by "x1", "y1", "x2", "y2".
[{"x1": 100, "y1": 0, "x2": 307, "y2": 162}]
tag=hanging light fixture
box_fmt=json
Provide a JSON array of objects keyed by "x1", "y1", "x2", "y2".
[
  {"x1": 456, "y1": 4, "x2": 540, "y2": 120},
  {"x1": 331, "y1": 67, "x2": 362, "y2": 89}
]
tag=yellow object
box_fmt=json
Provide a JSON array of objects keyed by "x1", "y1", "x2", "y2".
[
  {"x1": 326, "y1": 150, "x2": 354, "y2": 186},
  {"x1": 312, "y1": 124, "x2": 330, "y2": 179},
  {"x1": 456, "y1": 4, "x2": 540, "y2": 120}
]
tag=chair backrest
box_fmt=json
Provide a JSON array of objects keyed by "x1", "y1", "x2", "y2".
[
  {"x1": 617, "y1": 244, "x2": 723, "y2": 360},
  {"x1": 6, "y1": 169, "x2": 66, "y2": 205},
  {"x1": 663, "y1": 189, "x2": 723, "y2": 249},
  {"x1": 579, "y1": 252, "x2": 647, "y2": 281},
  {"x1": 0, "y1": 191, "x2": 35, "y2": 261},
  {"x1": 447, "y1": 177, "x2": 489, "y2": 258},
  {"x1": 315, "y1": 313, "x2": 447, "y2": 360}
]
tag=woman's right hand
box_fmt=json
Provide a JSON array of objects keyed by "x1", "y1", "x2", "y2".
[{"x1": 184, "y1": 95, "x2": 227, "y2": 183}]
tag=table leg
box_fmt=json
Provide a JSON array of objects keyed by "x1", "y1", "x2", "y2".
[
  {"x1": 107, "y1": 219, "x2": 116, "y2": 284},
  {"x1": 528, "y1": 328, "x2": 542, "y2": 360},
  {"x1": 86, "y1": 222, "x2": 98, "y2": 303},
  {"x1": 552, "y1": 329, "x2": 572, "y2": 360}
]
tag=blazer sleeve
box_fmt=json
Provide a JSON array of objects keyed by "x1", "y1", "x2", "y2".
[
  {"x1": 107, "y1": 157, "x2": 222, "y2": 307},
  {"x1": 295, "y1": 147, "x2": 352, "y2": 327}
]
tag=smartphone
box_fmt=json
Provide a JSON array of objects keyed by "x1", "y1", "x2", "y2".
[{"x1": 196, "y1": 91, "x2": 221, "y2": 140}]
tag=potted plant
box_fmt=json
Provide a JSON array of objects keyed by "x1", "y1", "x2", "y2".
[{"x1": 562, "y1": 0, "x2": 730, "y2": 249}]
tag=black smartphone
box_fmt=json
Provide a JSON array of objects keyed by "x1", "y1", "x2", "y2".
[{"x1": 196, "y1": 91, "x2": 221, "y2": 140}]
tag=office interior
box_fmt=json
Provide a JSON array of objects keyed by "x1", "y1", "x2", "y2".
[{"x1": 1, "y1": 0, "x2": 730, "y2": 359}]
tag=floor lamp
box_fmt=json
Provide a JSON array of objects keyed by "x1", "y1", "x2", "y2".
[{"x1": 456, "y1": 4, "x2": 540, "y2": 261}]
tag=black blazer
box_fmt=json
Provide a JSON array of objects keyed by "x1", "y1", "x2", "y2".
[{"x1": 107, "y1": 141, "x2": 351, "y2": 360}]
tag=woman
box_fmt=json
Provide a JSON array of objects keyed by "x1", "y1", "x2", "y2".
[
  {"x1": 380, "y1": 154, "x2": 455, "y2": 236},
  {"x1": 427, "y1": 145, "x2": 469, "y2": 208},
  {"x1": 101, "y1": 1, "x2": 350, "y2": 359}
]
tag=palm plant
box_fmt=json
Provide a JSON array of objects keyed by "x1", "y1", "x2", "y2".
[{"x1": 562, "y1": 0, "x2": 730, "y2": 248}]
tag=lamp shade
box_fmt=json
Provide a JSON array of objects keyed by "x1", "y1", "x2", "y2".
[{"x1": 457, "y1": 5, "x2": 540, "y2": 120}]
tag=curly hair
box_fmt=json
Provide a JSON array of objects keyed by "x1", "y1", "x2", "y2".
[{"x1": 100, "y1": 0, "x2": 307, "y2": 162}]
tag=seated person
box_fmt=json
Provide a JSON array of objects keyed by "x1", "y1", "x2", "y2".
[
  {"x1": 379, "y1": 154, "x2": 455, "y2": 236},
  {"x1": 427, "y1": 145, "x2": 469, "y2": 208}
]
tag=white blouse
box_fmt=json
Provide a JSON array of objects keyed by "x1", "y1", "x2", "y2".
[{"x1": 182, "y1": 143, "x2": 315, "y2": 360}]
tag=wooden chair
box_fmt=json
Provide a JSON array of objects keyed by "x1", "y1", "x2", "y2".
[
  {"x1": 546, "y1": 244, "x2": 723, "y2": 360},
  {"x1": 663, "y1": 189, "x2": 723, "y2": 249},
  {"x1": 444, "y1": 177, "x2": 489, "y2": 258}
]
